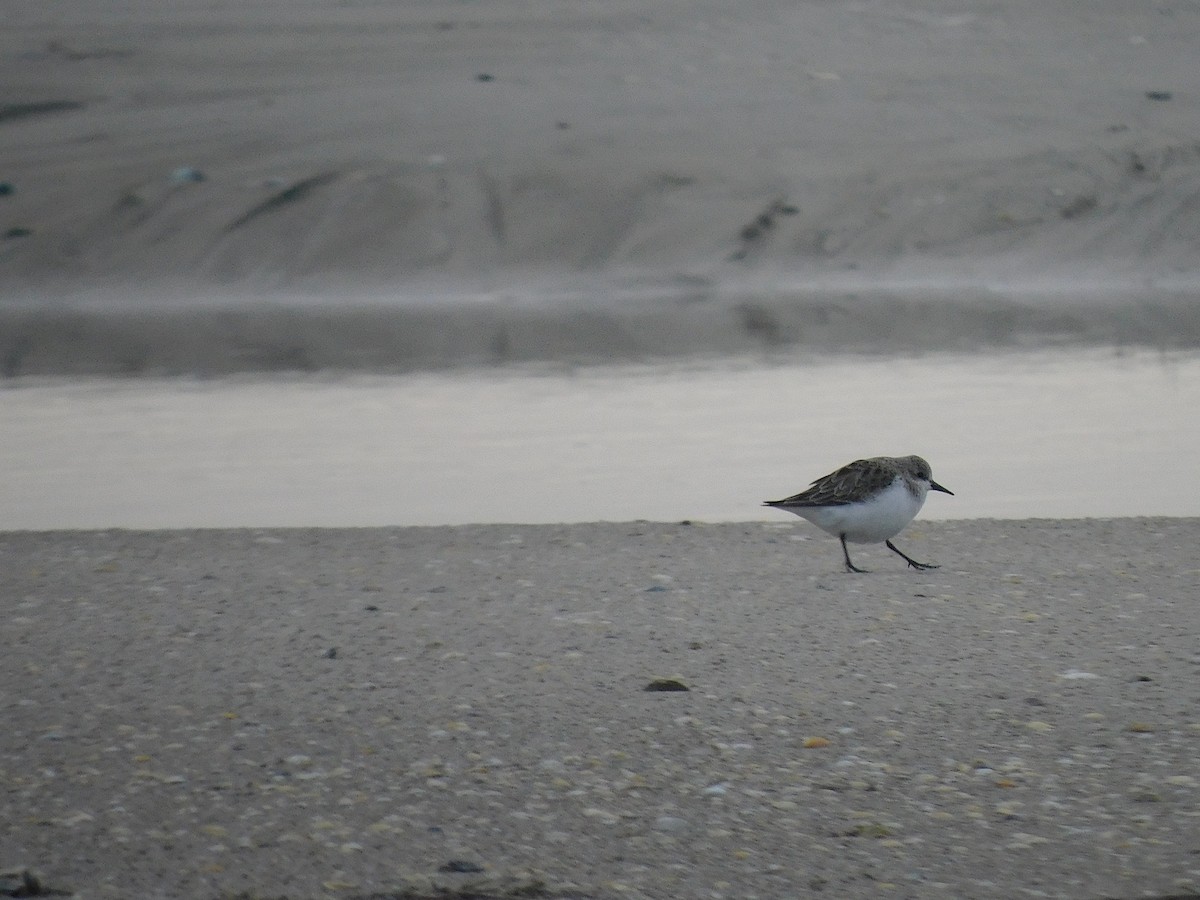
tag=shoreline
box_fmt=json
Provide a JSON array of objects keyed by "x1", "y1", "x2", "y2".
[
  {"x1": 1, "y1": 511, "x2": 1196, "y2": 532},
  {"x1": 5, "y1": 519, "x2": 1200, "y2": 898},
  {"x1": 4, "y1": 349, "x2": 1199, "y2": 530},
  {"x1": 3, "y1": 281, "x2": 1199, "y2": 378}
]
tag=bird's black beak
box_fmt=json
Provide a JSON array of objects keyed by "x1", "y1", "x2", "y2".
[{"x1": 930, "y1": 480, "x2": 954, "y2": 496}]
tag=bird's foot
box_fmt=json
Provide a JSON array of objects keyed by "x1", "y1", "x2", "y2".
[
  {"x1": 840, "y1": 535, "x2": 869, "y2": 573},
  {"x1": 886, "y1": 539, "x2": 940, "y2": 570}
]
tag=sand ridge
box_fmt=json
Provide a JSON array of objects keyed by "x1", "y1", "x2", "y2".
[{"x1": 2, "y1": 1, "x2": 1200, "y2": 374}]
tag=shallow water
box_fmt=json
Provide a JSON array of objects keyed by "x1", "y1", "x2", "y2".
[{"x1": 2, "y1": 348, "x2": 1197, "y2": 529}]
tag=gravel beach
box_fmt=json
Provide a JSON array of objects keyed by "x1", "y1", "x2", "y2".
[{"x1": 4, "y1": 519, "x2": 1199, "y2": 899}]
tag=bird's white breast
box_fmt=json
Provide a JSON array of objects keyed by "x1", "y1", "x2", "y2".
[{"x1": 790, "y1": 477, "x2": 926, "y2": 543}]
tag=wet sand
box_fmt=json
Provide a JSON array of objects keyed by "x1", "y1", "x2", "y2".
[
  {"x1": 3, "y1": 349, "x2": 1199, "y2": 530},
  {"x1": 4, "y1": 519, "x2": 1200, "y2": 899}
]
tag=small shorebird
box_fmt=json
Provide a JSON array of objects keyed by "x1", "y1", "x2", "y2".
[{"x1": 764, "y1": 455, "x2": 953, "y2": 573}]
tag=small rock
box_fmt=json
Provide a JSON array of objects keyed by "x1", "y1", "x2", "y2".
[
  {"x1": 644, "y1": 678, "x2": 689, "y2": 692},
  {"x1": 653, "y1": 815, "x2": 688, "y2": 832},
  {"x1": 0, "y1": 868, "x2": 53, "y2": 897},
  {"x1": 439, "y1": 859, "x2": 485, "y2": 874},
  {"x1": 169, "y1": 166, "x2": 206, "y2": 183}
]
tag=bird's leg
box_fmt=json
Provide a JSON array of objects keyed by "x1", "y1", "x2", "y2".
[
  {"x1": 885, "y1": 539, "x2": 939, "y2": 570},
  {"x1": 840, "y1": 535, "x2": 868, "y2": 573}
]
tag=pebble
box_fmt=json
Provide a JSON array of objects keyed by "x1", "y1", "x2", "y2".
[
  {"x1": 643, "y1": 677, "x2": 688, "y2": 692},
  {"x1": 169, "y1": 166, "x2": 206, "y2": 183},
  {"x1": 0, "y1": 869, "x2": 48, "y2": 897},
  {"x1": 653, "y1": 815, "x2": 688, "y2": 832}
]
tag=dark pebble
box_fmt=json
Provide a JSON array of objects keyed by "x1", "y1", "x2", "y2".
[
  {"x1": 644, "y1": 678, "x2": 689, "y2": 692},
  {"x1": 439, "y1": 859, "x2": 485, "y2": 873}
]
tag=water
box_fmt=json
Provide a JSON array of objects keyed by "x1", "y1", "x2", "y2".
[{"x1": 2, "y1": 347, "x2": 1196, "y2": 530}]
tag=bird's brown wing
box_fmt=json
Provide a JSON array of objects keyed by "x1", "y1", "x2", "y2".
[{"x1": 765, "y1": 457, "x2": 895, "y2": 508}]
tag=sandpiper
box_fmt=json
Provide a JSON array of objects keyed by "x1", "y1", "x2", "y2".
[{"x1": 764, "y1": 455, "x2": 953, "y2": 573}]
